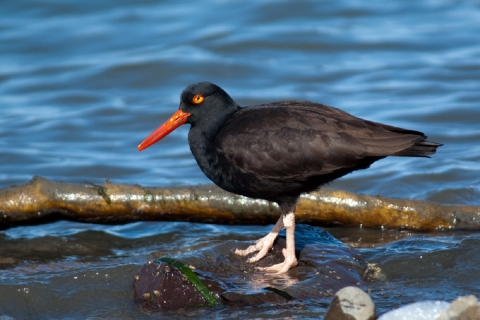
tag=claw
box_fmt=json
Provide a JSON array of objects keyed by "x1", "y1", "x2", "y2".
[
  {"x1": 234, "y1": 215, "x2": 284, "y2": 260},
  {"x1": 234, "y1": 233, "x2": 276, "y2": 262},
  {"x1": 257, "y1": 248, "x2": 298, "y2": 274}
]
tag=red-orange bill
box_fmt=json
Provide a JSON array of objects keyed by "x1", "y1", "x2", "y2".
[{"x1": 137, "y1": 109, "x2": 191, "y2": 151}]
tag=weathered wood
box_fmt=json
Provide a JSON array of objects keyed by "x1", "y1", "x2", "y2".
[{"x1": 0, "y1": 176, "x2": 479, "y2": 230}]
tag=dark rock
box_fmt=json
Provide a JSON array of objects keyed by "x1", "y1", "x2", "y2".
[
  {"x1": 133, "y1": 226, "x2": 377, "y2": 310},
  {"x1": 133, "y1": 261, "x2": 224, "y2": 309},
  {"x1": 133, "y1": 260, "x2": 292, "y2": 309},
  {"x1": 221, "y1": 291, "x2": 289, "y2": 305}
]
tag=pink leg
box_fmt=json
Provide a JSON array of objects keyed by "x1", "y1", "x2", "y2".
[
  {"x1": 259, "y1": 211, "x2": 298, "y2": 274},
  {"x1": 234, "y1": 215, "x2": 284, "y2": 262}
]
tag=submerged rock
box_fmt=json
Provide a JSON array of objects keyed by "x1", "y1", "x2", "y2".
[
  {"x1": 133, "y1": 260, "x2": 224, "y2": 309},
  {"x1": 132, "y1": 260, "x2": 291, "y2": 309},
  {"x1": 133, "y1": 225, "x2": 376, "y2": 310}
]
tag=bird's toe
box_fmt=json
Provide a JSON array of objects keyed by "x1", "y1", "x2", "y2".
[
  {"x1": 234, "y1": 233, "x2": 276, "y2": 259},
  {"x1": 234, "y1": 244, "x2": 258, "y2": 256},
  {"x1": 258, "y1": 257, "x2": 298, "y2": 274}
]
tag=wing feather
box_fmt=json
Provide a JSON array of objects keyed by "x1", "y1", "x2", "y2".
[{"x1": 214, "y1": 102, "x2": 427, "y2": 183}]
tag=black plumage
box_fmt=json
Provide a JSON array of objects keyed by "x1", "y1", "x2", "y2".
[{"x1": 138, "y1": 82, "x2": 442, "y2": 273}]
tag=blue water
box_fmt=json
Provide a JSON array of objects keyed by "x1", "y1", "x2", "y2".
[{"x1": 1, "y1": 0, "x2": 480, "y2": 318}]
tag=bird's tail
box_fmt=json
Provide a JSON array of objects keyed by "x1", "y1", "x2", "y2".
[{"x1": 393, "y1": 139, "x2": 443, "y2": 157}]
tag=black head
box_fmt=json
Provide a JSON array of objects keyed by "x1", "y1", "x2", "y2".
[
  {"x1": 138, "y1": 82, "x2": 239, "y2": 151},
  {"x1": 178, "y1": 82, "x2": 239, "y2": 126}
]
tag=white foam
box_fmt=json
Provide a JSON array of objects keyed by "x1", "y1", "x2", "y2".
[{"x1": 379, "y1": 301, "x2": 450, "y2": 320}]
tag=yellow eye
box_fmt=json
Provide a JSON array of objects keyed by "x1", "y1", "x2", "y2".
[{"x1": 192, "y1": 94, "x2": 204, "y2": 104}]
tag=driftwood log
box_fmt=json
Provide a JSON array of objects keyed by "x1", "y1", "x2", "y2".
[{"x1": 0, "y1": 176, "x2": 479, "y2": 231}]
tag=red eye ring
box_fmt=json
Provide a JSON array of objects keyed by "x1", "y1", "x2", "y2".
[{"x1": 192, "y1": 94, "x2": 204, "y2": 104}]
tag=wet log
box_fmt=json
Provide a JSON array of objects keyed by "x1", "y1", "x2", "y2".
[{"x1": 0, "y1": 176, "x2": 479, "y2": 231}]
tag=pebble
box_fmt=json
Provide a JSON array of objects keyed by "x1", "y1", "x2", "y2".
[
  {"x1": 325, "y1": 287, "x2": 480, "y2": 320},
  {"x1": 438, "y1": 295, "x2": 480, "y2": 320},
  {"x1": 324, "y1": 286, "x2": 376, "y2": 320}
]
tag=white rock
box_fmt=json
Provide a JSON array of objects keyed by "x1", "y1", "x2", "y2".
[{"x1": 325, "y1": 286, "x2": 375, "y2": 320}]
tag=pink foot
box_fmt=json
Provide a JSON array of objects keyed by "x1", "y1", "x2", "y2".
[
  {"x1": 235, "y1": 233, "x2": 277, "y2": 262},
  {"x1": 234, "y1": 215, "x2": 284, "y2": 262},
  {"x1": 257, "y1": 248, "x2": 298, "y2": 274},
  {"x1": 235, "y1": 211, "x2": 298, "y2": 274}
]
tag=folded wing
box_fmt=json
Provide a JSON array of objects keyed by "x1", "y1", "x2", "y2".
[{"x1": 214, "y1": 102, "x2": 440, "y2": 184}]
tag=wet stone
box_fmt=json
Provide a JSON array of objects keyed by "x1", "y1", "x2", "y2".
[
  {"x1": 324, "y1": 286, "x2": 376, "y2": 320},
  {"x1": 439, "y1": 295, "x2": 480, "y2": 320},
  {"x1": 221, "y1": 291, "x2": 288, "y2": 305},
  {"x1": 133, "y1": 261, "x2": 224, "y2": 309},
  {"x1": 133, "y1": 225, "x2": 376, "y2": 310}
]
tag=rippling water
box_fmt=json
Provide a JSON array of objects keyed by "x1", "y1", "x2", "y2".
[{"x1": 1, "y1": 0, "x2": 480, "y2": 318}]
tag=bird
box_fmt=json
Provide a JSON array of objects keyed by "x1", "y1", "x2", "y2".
[{"x1": 137, "y1": 82, "x2": 442, "y2": 274}]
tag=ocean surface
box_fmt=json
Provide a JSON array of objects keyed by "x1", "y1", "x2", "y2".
[{"x1": 1, "y1": 0, "x2": 479, "y2": 318}]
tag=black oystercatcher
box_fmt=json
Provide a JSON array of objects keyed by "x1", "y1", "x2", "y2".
[{"x1": 138, "y1": 82, "x2": 441, "y2": 274}]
